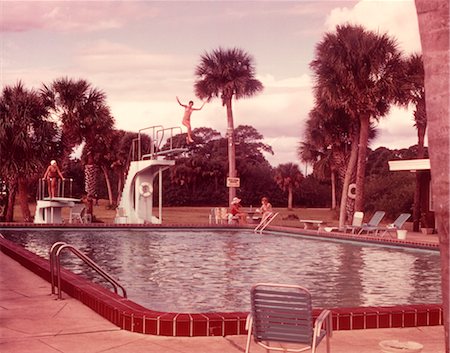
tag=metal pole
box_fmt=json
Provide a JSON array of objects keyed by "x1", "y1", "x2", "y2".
[{"x1": 159, "y1": 168, "x2": 162, "y2": 222}]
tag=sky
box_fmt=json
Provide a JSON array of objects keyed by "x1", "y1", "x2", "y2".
[{"x1": 0, "y1": 0, "x2": 423, "y2": 168}]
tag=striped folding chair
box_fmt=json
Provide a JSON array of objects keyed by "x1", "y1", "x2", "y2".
[{"x1": 245, "y1": 283, "x2": 332, "y2": 353}]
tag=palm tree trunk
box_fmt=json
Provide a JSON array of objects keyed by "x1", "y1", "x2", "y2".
[
  {"x1": 101, "y1": 166, "x2": 114, "y2": 207},
  {"x1": 339, "y1": 135, "x2": 359, "y2": 229},
  {"x1": 415, "y1": 1, "x2": 449, "y2": 351},
  {"x1": 331, "y1": 169, "x2": 337, "y2": 210},
  {"x1": 18, "y1": 177, "x2": 31, "y2": 222},
  {"x1": 116, "y1": 176, "x2": 123, "y2": 206},
  {"x1": 288, "y1": 185, "x2": 293, "y2": 210},
  {"x1": 84, "y1": 164, "x2": 98, "y2": 219},
  {"x1": 355, "y1": 116, "x2": 369, "y2": 212},
  {"x1": 5, "y1": 179, "x2": 17, "y2": 222},
  {"x1": 225, "y1": 97, "x2": 236, "y2": 206}
]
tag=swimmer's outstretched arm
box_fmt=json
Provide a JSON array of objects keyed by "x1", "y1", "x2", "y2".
[
  {"x1": 176, "y1": 96, "x2": 186, "y2": 107},
  {"x1": 193, "y1": 101, "x2": 206, "y2": 111}
]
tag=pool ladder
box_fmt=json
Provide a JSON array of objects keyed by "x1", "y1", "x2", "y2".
[
  {"x1": 50, "y1": 242, "x2": 127, "y2": 300},
  {"x1": 254, "y1": 212, "x2": 279, "y2": 234}
]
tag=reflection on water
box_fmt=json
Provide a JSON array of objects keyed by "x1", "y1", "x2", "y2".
[{"x1": 2, "y1": 229, "x2": 441, "y2": 313}]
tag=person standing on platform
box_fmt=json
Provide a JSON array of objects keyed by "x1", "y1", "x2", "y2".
[{"x1": 43, "y1": 160, "x2": 64, "y2": 198}]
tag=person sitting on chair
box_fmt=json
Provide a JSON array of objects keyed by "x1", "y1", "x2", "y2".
[
  {"x1": 230, "y1": 197, "x2": 247, "y2": 223},
  {"x1": 43, "y1": 160, "x2": 64, "y2": 198},
  {"x1": 256, "y1": 196, "x2": 273, "y2": 221}
]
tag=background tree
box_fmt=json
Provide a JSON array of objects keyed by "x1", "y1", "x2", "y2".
[
  {"x1": 300, "y1": 106, "x2": 355, "y2": 212},
  {"x1": 415, "y1": 0, "x2": 449, "y2": 349},
  {"x1": 194, "y1": 47, "x2": 263, "y2": 206},
  {"x1": 0, "y1": 81, "x2": 59, "y2": 221},
  {"x1": 42, "y1": 77, "x2": 115, "y2": 217},
  {"x1": 403, "y1": 54, "x2": 427, "y2": 231},
  {"x1": 310, "y1": 24, "x2": 404, "y2": 213},
  {"x1": 274, "y1": 163, "x2": 304, "y2": 210}
]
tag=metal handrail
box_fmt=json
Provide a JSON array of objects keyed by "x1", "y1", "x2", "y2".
[
  {"x1": 138, "y1": 125, "x2": 164, "y2": 160},
  {"x1": 155, "y1": 126, "x2": 183, "y2": 153},
  {"x1": 49, "y1": 242, "x2": 127, "y2": 299},
  {"x1": 137, "y1": 125, "x2": 186, "y2": 160},
  {"x1": 38, "y1": 178, "x2": 74, "y2": 200},
  {"x1": 254, "y1": 212, "x2": 279, "y2": 234}
]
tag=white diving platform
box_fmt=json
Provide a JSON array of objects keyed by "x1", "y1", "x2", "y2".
[{"x1": 34, "y1": 197, "x2": 80, "y2": 224}]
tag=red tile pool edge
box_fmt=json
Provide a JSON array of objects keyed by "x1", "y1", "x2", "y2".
[{"x1": 0, "y1": 237, "x2": 443, "y2": 336}]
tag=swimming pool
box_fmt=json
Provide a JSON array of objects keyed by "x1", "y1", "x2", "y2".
[{"x1": 2, "y1": 229, "x2": 441, "y2": 313}]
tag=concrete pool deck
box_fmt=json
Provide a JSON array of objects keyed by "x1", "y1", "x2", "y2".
[{"x1": 0, "y1": 249, "x2": 445, "y2": 353}]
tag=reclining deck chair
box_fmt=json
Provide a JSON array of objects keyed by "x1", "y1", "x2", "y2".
[
  {"x1": 375, "y1": 213, "x2": 411, "y2": 238},
  {"x1": 344, "y1": 211, "x2": 364, "y2": 233},
  {"x1": 356, "y1": 211, "x2": 386, "y2": 235},
  {"x1": 245, "y1": 283, "x2": 332, "y2": 353},
  {"x1": 69, "y1": 203, "x2": 86, "y2": 223}
]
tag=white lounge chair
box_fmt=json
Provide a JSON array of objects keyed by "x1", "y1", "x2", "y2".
[{"x1": 69, "y1": 203, "x2": 86, "y2": 223}]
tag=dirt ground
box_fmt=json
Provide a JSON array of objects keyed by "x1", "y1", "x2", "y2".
[{"x1": 11, "y1": 199, "x2": 339, "y2": 228}]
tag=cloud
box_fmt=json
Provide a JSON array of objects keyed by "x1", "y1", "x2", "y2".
[
  {"x1": 325, "y1": 0, "x2": 421, "y2": 53},
  {"x1": 1, "y1": 1, "x2": 157, "y2": 32},
  {"x1": 74, "y1": 40, "x2": 191, "y2": 77},
  {"x1": 373, "y1": 106, "x2": 420, "y2": 149},
  {"x1": 263, "y1": 136, "x2": 303, "y2": 167},
  {"x1": 259, "y1": 74, "x2": 312, "y2": 89}
]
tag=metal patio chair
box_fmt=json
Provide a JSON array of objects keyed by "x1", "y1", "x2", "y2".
[
  {"x1": 69, "y1": 203, "x2": 86, "y2": 223},
  {"x1": 356, "y1": 211, "x2": 386, "y2": 235},
  {"x1": 245, "y1": 283, "x2": 332, "y2": 353},
  {"x1": 375, "y1": 213, "x2": 411, "y2": 238}
]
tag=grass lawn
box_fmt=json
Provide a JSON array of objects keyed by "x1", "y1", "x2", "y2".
[{"x1": 11, "y1": 199, "x2": 339, "y2": 228}]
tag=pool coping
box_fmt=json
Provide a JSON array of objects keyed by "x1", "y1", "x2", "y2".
[{"x1": 0, "y1": 227, "x2": 443, "y2": 337}]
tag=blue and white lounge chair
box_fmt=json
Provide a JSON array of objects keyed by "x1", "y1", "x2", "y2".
[
  {"x1": 356, "y1": 211, "x2": 386, "y2": 235},
  {"x1": 375, "y1": 213, "x2": 411, "y2": 238},
  {"x1": 245, "y1": 283, "x2": 332, "y2": 353}
]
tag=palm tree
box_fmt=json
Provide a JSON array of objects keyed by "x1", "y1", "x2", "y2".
[
  {"x1": 299, "y1": 106, "x2": 356, "y2": 212},
  {"x1": 0, "y1": 82, "x2": 58, "y2": 221},
  {"x1": 415, "y1": 1, "x2": 449, "y2": 350},
  {"x1": 401, "y1": 54, "x2": 427, "y2": 231},
  {"x1": 42, "y1": 77, "x2": 115, "y2": 213},
  {"x1": 310, "y1": 24, "x2": 404, "y2": 212},
  {"x1": 41, "y1": 77, "x2": 91, "y2": 158},
  {"x1": 194, "y1": 47, "x2": 263, "y2": 206},
  {"x1": 274, "y1": 163, "x2": 304, "y2": 210}
]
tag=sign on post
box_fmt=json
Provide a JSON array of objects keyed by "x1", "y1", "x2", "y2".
[{"x1": 226, "y1": 177, "x2": 240, "y2": 188}]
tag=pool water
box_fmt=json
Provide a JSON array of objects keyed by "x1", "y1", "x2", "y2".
[{"x1": 2, "y1": 229, "x2": 441, "y2": 313}]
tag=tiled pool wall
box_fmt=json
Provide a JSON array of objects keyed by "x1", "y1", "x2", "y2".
[{"x1": 0, "y1": 229, "x2": 443, "y2": 337}]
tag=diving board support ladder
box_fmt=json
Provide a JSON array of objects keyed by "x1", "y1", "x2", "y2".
[{"x1": 254, "y1": 212, "x2": 279, "y2": 234}]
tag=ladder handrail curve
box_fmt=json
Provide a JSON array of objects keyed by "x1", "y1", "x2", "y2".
[
  {"x1": 50, "y1": 242, "x2": 127, "y2": 299},
  {"x1": 50, "y1": 242, "x2": 67, "y2": 294},
  {"x1": 254, "y1": 212, "x2": 279, "y2": 234}
]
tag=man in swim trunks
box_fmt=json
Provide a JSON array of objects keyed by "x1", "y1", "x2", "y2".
[
  {"x1": 176, "y1": 96, "x2": 206, "y2": 143},
  {"x1": 43, "y1": 160, "x2": 64, "y2": 198}
]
